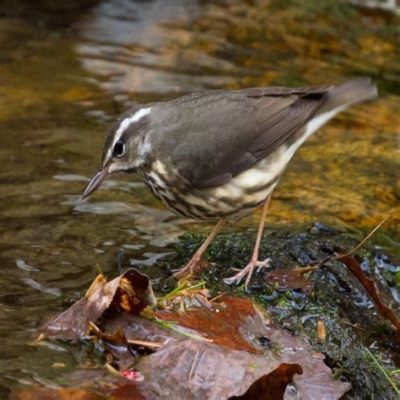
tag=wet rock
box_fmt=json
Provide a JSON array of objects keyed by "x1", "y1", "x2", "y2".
[{"x1": 156, "y1": 225, "x2": 400, "y2": 399}]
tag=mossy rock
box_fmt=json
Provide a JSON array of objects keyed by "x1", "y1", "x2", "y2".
[{"x1": 151, "y1": 224, "x2": 400, "y2": 399}]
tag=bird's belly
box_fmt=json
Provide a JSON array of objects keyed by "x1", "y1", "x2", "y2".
[
  {"x1": 203, "y1": 168, "x2": 279, "y2": 220},
  {"x1": 144, "y1": 145, "x2": 294, "y2": 220},
  {"x1": 177, "y1": 154, "x2": 285, "y2": 220},
  {"x1": 145, "y1": 172, "x2": 276, "y2": 221}
]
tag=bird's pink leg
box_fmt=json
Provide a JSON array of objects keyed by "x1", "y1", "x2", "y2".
[
  {"x1": 224, "y1": 197, "x2": 271, "y2": 289},
  {"x1": 173, "y1": 219, "x2": 225, "y2": 278}
]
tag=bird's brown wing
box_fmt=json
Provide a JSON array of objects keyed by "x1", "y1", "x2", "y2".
[{"x1": 169, "y1": 86, "x2": 330, "y2": 188}]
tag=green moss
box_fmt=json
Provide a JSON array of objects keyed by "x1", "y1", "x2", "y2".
[{"x1": 396, "y1": 272, "x2": 400, "y2": 287}]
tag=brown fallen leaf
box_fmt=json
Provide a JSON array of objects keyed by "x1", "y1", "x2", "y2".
[
  {"x1": 135, "y1": 334, "x2": 350, "y2": 400},
  {"x1": 230, "y1": 363, "x2": 302, "y2": 400},
  {"x1": 136, "y1": 339, "x2": 302, "y2": 399},
  {"x1": 85, "y1": 274, "x2": 107, "y2": 298},
  {"x1": 9, "y1": 378, "x2": 148, "y2": 400},
  {"x1": 106, "y1": 384, "x2": 147, "y2": 400},
  {"x1": 264, "y1": 268, "x2": 314, "y2": 291},
  {"x1": 107, "y1": 296, "x2": 350, "y2": 399},
  {"x1": 337, "y1": 254, "x2": 400, "y2": 334},
  {"x1": 39, "y1": 269, "x2": 155, "y2": 341},
  {"x1": 34, "y1": 272, "x2": 351, "y2": 400},
  {"x1": 152, "y1": 296, "x2": 261, "y2": 353},
  {"x1": 9, "y1": 387, "x2": 103, "y2": 400},
  {"x1": 88, "y1": 322, "x2": 128, "y2": 346},
  {"x1": 69, "y1": 369, "x2": 149, "y2": 400}
]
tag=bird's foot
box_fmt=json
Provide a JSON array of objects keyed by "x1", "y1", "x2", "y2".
[
  {"x1": 172, "y1": 256, "x2": 204, "y2": 280},
  {"x1": 224, "y1": 257, "x2": 271, "y2": 289}
]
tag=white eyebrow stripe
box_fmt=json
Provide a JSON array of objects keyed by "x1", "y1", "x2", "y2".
[{"x1": 107, "y1": 107, "x2": 152, "y2": 160}]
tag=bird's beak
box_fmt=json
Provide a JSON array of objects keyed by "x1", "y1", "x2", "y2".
[{"x1": 82, "y1": 166, "x2": 110, "y2": 199}]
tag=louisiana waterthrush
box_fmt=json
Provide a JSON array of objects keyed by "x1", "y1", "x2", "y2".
[{"x1": 83, "y1": 78, "x2": 377, "y2": 287}]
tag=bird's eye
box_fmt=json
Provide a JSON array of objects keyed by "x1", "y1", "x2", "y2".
[{"x1": 113, "y1": 140, "x2": 125, "y2": 157}]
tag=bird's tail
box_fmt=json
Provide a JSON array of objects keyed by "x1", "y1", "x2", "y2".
[
  {"x1": 323, "y1": 77, "x2": 378, "y2": 111},
  {"x1": 299, "y1": 78, "x2": 377, "y2": 143}
]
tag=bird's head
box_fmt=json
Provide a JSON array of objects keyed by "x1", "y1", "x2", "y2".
[{"x1": 82, "y1": 106, "x2": 152, "y2": 199}]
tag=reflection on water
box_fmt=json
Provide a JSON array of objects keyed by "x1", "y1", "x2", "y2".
[
  {"x1": 0, "y1": 0, "x2": 399, "y2": 392},
  {"x1": 77, "y1": 0, "x2": 220, "y2": 95},
  {"x1": 16, "y1": 259, "x2": 40, "y2": 272}
]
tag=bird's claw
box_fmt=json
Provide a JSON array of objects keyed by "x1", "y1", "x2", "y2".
[
  {"x1": 224, "y1": 257, "x2": 271, "y2": 289},
  {"x1": 172, "y1": 264, "x2": 194, "y2": 279},
  {"x1": 172, "y1": 257, "x2": 202, "y2": 279}
]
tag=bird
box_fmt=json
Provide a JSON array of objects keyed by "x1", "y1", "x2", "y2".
[{"x1": 82, "y1": 78, "x2": 377, "y2": 288}]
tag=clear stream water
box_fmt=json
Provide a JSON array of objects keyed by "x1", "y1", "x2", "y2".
[{"x1": 0, "y1": 0, "x2": 399, "y2": 394}]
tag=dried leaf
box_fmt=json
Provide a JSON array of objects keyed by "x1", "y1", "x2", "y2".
[
  {"x1": 152, "y1": 296, "x2": 259, "y2": 352},
  {"x1": 230, "y1": 363, "x2": 302, "y2": 400},
  {"x1": 137, "y1": 339, "x2": 301, "y2": 399},
  {"x1": 337, "y1": 254, "x2": 400, "y2": 333},
  {"x1": 9, "y1": 387, "x2": 103, "y2": 400},
  {"x1": 40, "y1": 269, "x2": 154, "y2": 341},
  {"x1": 135, "y1": 297, "x2": 350, "y2": 399},
  {"x1": 264, "y1": 268, "x2": 313, "y2": 291},
  {"x1": 35, "y1": 278, "x2": 350, "y2": 400},
  {"x1": 85, "y1": 274, "x2": 107, "y2": 298},
  {"x1": 88, "y1": 322, "x2": 127, "y2": 346}
]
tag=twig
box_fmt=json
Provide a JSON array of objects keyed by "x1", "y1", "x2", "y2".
[
  {"x1": 105, "y1": 362, "x2": 122, "y2": 377},
  {"x1": 209, "y1": 292, "x2": 226, "y2": 303},
  {"x1": 314, "y1": 210, "x2": 393, "y2": 268},
  {"x1": 188, "y1": 349, "x2": 200, "y2": 385},
  {"x1": 127, "y1": 338, "x2": 163, "y2": 349},
  {"x1": 341, "y1": 320, "x2": 367, "y2": 333},
  {"x1": 292, "y1": 266, "x2": 318, "y2": 274},
  {"x1": 340, "y1": 211, "x2": 392, "y2": 258}
]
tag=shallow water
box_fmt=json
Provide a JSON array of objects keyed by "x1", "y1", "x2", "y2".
[{"x1": 0, "y1": 0, "x2": 399, "y2": 394}]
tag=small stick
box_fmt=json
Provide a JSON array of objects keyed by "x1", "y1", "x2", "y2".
[
  {"x1": 105, "y1": 363, "x2": 123, "y2": 378},
  {"x1": 339, "y1": 211, "x2": 392, "y2": 259},
  {"x1": 341, "y1": 320, "x2": 367, "y2": 333},
  {"x1": 188, "y1": 349, "x2": 200, "y2": 385},
  {"x1": 126, "y1": 338, "x2": 163, "y2": 349},
  {"x1": 209, "y1": 292, "x2": 225, "y2": 303},
  {"x1": 314, "y1": 210, "x2": 393, "y2": 268},
  {"x1": 292, "y1": 266, "x2": 318, "y2": 274}
]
